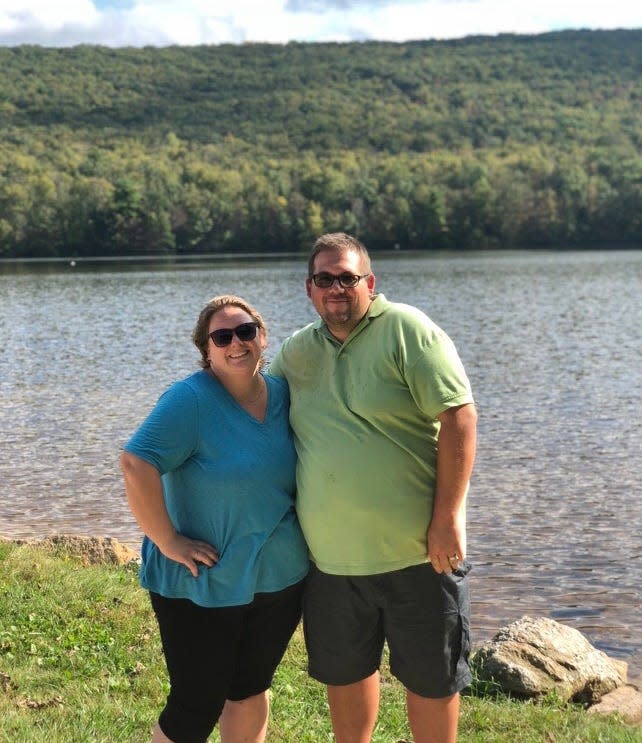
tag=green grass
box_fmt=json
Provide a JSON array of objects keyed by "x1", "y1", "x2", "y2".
[{"x1": 0, "y1": 541, "x2": 639, "y2": 742}]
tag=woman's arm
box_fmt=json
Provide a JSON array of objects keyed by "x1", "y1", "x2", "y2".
[{"x1": 120, "y1": 451, "x2": 218, "y2": 577}]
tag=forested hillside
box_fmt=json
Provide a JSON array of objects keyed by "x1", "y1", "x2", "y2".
[{"x1": 1, "y1": 29, "x2": 641, "y2": 257}]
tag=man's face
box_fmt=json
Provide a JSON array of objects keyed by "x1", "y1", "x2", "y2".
[{"x1": 306, "y1": 248, "x2": 376, "y2": 341}]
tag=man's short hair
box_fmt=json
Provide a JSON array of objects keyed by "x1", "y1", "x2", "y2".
[{"x1": 308, "y1": 233, "x2": 372, "y2": 277}]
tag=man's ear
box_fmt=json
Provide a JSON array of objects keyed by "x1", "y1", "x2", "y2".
[
  {"x1": 305, "y1": 278, "x2": 312, "y2": 298},
  {"x1": 367, "y1": 272, "x2": 376, "y2": 296}
]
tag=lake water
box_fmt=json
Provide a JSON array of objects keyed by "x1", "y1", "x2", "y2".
[{"x1": 1, "y1": 250, "x2": 641, "y2": 677}]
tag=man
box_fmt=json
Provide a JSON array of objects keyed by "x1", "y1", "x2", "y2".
[{"x1": 269, "y1": 233, "x2": 477, "y2": 743}]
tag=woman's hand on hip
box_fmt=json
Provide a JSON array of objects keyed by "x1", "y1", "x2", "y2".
[{"x1": 160, "y1": 533, "x2": 219, "y2": 578}]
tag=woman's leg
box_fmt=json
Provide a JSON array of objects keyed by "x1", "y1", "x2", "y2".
[
  {"x1": 219, "y1": 691, "x2": 270, "y2": 743},
  {"x1": 151, "y1": 722, "x2": 175, "y2": 742},
  {"x1": 225, "y1": 582, "x2": 303, "y2": 738},
  {"x1": 149, "y1": 592, "x2": 243, "y2": 743}
]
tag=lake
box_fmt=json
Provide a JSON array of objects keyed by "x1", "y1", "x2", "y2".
[{"x1": 1, "y1": 249, "x2": 641, "y2": 676}]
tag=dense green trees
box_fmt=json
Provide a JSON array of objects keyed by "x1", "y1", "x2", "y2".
[{"x1": 0, "y1": 29, "x2": 641, "y2": 257}]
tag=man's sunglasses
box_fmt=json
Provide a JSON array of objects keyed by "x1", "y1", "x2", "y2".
[
  {"x1": 310, "y1": 272, "x2": 370, "y2": 288},
  {"x1": 209, "y1": 322, "x2": 259, "y2": 347}
]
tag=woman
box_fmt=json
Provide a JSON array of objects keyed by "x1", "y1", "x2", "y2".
[{"x1": 120, "y1": 295, "x2": 309, "y2": 743}]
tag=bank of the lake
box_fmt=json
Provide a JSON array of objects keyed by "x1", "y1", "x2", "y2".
[{"x1": 1, "y1": 541, "x2": 640, "y2": 743}]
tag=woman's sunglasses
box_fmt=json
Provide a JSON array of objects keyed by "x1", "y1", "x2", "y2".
[{"x1": 209, "y1": 322, "x2": 259, "y2": 347}]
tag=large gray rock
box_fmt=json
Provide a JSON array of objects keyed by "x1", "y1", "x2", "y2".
[{"x1": 472, "y1": 616, "x2": 627, "y2": 703}]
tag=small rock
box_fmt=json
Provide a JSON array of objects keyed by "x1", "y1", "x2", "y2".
[{"x1": 588, "y1": 685, "x2": 642, "y2": 724}]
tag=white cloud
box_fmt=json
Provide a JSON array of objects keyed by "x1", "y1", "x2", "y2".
[
  {"x1": 0, "y1": 0, "x2": 640, "y2": 47},
  {"x1": 0, "y1": 0, "x2": 98, "y2": 43}
]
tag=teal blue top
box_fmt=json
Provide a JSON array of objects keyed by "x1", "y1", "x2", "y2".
[{"x1": 124, "y1": 370, "x2": 309, "y2": 607}]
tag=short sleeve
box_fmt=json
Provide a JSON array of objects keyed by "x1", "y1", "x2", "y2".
[
  {"x1": 404, "y1": 326, "x2": 473, "y2": 419},
  {"x1": 123, "y1": 381, "x2": 199, "y2": 473}
]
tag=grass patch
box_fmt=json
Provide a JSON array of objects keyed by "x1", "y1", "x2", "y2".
[{"x1": 0, "y1": 542, "x2": 638, "y2": 742}]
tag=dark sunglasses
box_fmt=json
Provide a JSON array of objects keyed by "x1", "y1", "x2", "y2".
[
  {"x1": 209, "y1": 322, "x2": 259, "y2": 347},
  {"x1": 310, "y1": 272, "x2": 370, "y2": 289}
]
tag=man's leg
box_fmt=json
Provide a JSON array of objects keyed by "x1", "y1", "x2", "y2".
[
  {"x1": 303, "y1": 566, "x2": 384, "y2": 742},
  {"x1": 382, "y1": 563, "x2": 471, "y2": 743},
  {"x1": 406, "y1": 690, "x2": 460, "y2": 743},
  {"x1": 327, "y1": 671, "x2": 380, "y2": 743}
]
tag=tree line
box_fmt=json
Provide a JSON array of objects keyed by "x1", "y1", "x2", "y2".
[{"x1": 0, "y1": 29, "x2": 641, "y2": 257}]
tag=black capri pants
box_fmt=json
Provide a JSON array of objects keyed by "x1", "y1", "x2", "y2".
[{"x1": 150, "y1": 580, "x2": 303, "y2": 743}]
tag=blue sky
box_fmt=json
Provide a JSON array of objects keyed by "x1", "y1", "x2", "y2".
[{"x1": 1, "y1": 0, "x2": 641, "y2": 47}]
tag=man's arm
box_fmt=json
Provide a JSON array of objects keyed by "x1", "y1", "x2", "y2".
[{"x1": 427, "y1": 403, "x2": 477, "y2": 574}]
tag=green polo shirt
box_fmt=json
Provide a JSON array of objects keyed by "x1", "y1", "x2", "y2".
[{"x1": 269, "y1": 294, "x2": 473, "y2": 575}]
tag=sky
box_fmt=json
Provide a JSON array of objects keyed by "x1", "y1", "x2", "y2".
[{"x1": 0, "y1": 0, "x2": 641, "y2": 48}]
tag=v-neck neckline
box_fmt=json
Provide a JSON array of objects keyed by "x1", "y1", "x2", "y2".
[{"x1": 205, "y1": 370, "x2": 270, "y2": 425}]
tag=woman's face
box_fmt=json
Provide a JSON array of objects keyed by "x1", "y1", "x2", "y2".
[{"x1": 207, "y1": 305, "x2": 266, "y2": 378}]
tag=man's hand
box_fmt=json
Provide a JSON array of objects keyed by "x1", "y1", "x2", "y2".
[{"x1": 427, "y1": 513, "x2": 465, "y2": 574}]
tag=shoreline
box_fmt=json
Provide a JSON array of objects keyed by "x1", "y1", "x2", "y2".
[{"x1": 3, "y1": 532, "x2": 641, "y2": 689}]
